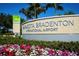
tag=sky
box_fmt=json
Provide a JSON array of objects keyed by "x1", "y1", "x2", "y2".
[{"x1": 0, "y1": 3, "x2": 79, "y2": 20}]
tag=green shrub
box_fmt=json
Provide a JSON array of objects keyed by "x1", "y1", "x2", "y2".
[{"x1": 0, "y1": 36, "x2": 79, "y2": 51}]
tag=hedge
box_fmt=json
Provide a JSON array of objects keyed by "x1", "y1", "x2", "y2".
[{"x1": 0, "y1": 35, "x2": 79, "y2": 52}]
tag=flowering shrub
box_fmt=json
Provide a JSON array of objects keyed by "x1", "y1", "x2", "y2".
[
  {"x1": 0, "y1": 36, "x2": 79, "y2": 56},
  {"x1": 0, "y1": 44, "x2": 78, "y2": 56}
]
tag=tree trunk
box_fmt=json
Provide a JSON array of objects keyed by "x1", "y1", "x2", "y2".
[
  {"x1": 54, "y1": 4, "x2": 57, "y2": 15},
  {"x1": 34, "y1": 4, "x2": 38, "y2": 19}
]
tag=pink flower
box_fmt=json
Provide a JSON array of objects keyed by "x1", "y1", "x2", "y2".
[
  {"x1": 48, "y1": 49, "x2": 55, "y2": 56},
  {"x1": 25, "y1": 44, "x2": 31, "y2": 49},
  {"x1": 3, "y1": 47, "x2": 9, "y2": 52},
  {"x1": 0, "y1": 53, "x2": 2, "y2": 56},
  {"x1": 25, "y1": 44, "x2": 31, "y2": 52},
  {"x1": 20, "y1": 44, "x2": 26, "y2": 49},
  {"x1": 56, "y1": 50, "x2": 63, "y2": 56},
  {"x1": 12, "y1": 44, "x2": 19, "y2": 50},
  {"x1": 8, "y1": 51, "x2": 14, "y2": 56},
  {"x1": 39, "y1": 45, "x2": 45, "y2": 49},
  {"x1": 62, "y1": 50, "x2": 69, "y2": 56}
]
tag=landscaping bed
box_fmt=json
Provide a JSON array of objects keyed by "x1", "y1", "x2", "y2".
[{"x1": 0, "y1": 35, "x2": 79, "y2": 56}]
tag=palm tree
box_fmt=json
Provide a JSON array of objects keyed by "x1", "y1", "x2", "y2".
[
  {"x1": 64, "y1": 11, "x2": 75, "y2": 15},
  {"x1": 45, "y1": 3, "x2": 63, "y2": 15},
  {"x1": 20, "y1": 3, "x2": 45, "y2": 19},
  {"x1": 19, "y1": 8, "x2": 33, "y2": 19}
]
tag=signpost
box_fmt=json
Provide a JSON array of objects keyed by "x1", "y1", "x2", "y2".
[
  {"x1": 22, "y1": 15, "x2": 79, "y2": 34},
  {"x1": 22, "y1": 15, "x2": 79, "y2": 41},
  {"x1": 13, "y1": 15, "x2": 20, "y2": 36}
]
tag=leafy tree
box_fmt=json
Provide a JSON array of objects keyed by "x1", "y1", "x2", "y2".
[
  {"x1": 0, "y1": 13, "x2": 12, "y2": 34},
  {"x1": 0, "y1": 13, "x2": 25, "y2": 34}
]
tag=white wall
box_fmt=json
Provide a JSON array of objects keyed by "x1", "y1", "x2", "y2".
[{"x1": 22, "y1": 34, "x2": 79, "y2": 42}]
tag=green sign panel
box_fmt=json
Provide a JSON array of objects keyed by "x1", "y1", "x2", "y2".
[{"x1": 13, "y1": 15, "x2": 20, "y2": 23}]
